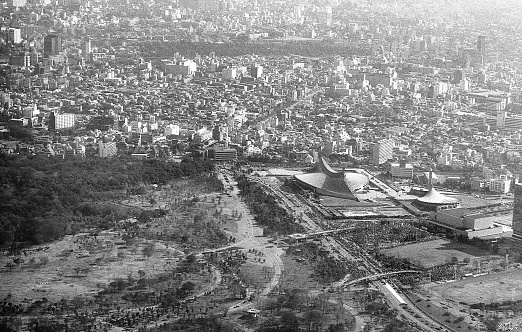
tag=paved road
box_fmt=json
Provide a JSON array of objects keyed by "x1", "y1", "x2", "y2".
[{"x1": 253, "y1": 173, "x2": 454, "y2": 332}]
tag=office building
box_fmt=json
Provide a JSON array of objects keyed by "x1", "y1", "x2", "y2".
[
  {"x1": 390, "y1": 162, "x2": 414, "y2": 178},
  {"x1": 49, "y1": 112, "x2": 75, "y2": 130},
  {"x1": 164, "y1": 60, "x2": 197, "y2": 77},
  {"x1": 489, "y1": 176, "x2": 511, "y2": 194},
  {"x1": 372, "y1": 139, "x2": 394, "y2": 165},
  {"x1": 205, "y1": 146, "x2": 237, "y2": 162},
  {"x1": 222, "y1": 67, "x2": 238, "y2": 80},
  {"x1": 44, "y1": 34, "x2": 63, "y2": 57}
]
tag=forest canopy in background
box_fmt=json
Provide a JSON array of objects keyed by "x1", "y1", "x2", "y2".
[{"x1": 0, "y1": 153, "x2": 218, "y2": 247}]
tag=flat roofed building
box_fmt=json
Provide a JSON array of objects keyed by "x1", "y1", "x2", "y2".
[
  {"x1": 390, "y1": 162, "x2": 413, "y2": 178},
  {"x1": 205, "y1": 146, "x2": 237, "y2": 162},
  {"x1": 432, "y1": 208, "x2": 512, "y2": 240},
  {"x1": 489, "y1": 176, "x2": 511, "y2": 194}
]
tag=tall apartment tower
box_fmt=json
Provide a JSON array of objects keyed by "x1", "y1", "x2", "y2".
[
  {"x1": 513, "y1": 184, "x2": 522, "y2": 235},
  {"x1": 372, "y1": 139, "x2": 394, "y2": 165},
  {"x1": 49, "y1": 112, "x2": 75, "y2": 130},
  {"x1": 43, "y1": 34, "x2": 63, "y2": 57},
  {"x1": 477, "y1": 35, "x2": 486, "y2": 54},
  {"x1": 83, "y1": 38, "x2": 92, "y2": 60}
]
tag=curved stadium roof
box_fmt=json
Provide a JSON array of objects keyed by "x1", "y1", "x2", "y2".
[
  {"x1": 294, "y1": 157, "x2": 368, "y2": 200},
  {"x1": 416, "y1": 187, "x2": 459, "y2": 205}
]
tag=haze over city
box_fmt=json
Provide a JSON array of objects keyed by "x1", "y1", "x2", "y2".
[{"x1": 1, "y1": 0, "x2": 522, "y2": 332}]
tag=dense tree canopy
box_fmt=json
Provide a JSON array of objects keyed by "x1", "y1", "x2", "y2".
[
  {"x1": 236, "y1": 175, "x2": 304, "y2": 237},
  {"x1": 0, "y1": 153, "x2": 216, "y2": 247}
]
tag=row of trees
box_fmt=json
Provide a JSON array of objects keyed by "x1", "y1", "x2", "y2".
[
  {"x1": 0, "y1": 153, "x2": 217, "y2": 247},
  {"x1": 236, "y1": 175, "x2": 304, "y2": 237},
  {"x1": 142, "y1": 40, "x2": 371, "y2": 59}
]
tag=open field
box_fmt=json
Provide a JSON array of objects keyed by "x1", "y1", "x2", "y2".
[
  {"x1": 0, "y1": 233, "x2": 186, "y2": 303},
  {"x1": 429, "y1": 269, "x2": 522, "y2": 304},
  {"x1": 382, "y1": 239, "x2": 493, "y2": 268}
]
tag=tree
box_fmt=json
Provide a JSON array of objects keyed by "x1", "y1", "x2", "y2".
[
  {"x1": 450, "y1": 256, "x2": 459, "y2": 265},
  {"x1": 279, "y1": 312, "x2": 299, "y2": 332},
  {"x1": 142, "y1": 242, "x2": 155, "y2": 259},
  {"x1": 383, "y1": 318, "x2": 409, "y2": 332},
  {"x1": 8, "y1": 124, "x2": 34, "y2": 141},
  {"x1": 186, "y1": 254, "x2": 197, "y2": 264},
  {"x1": 305, "y1": 310, "x2": 324, "y2": 332},
  {"x1": 149, "y1": 198, "x2": 157, "y2": 207},
  {"x1": 179, "y1": 281, "x2": 195, "y2": 298},
  {"x1": 327, "y1": 323, "x2": 345, "y2": 332}
]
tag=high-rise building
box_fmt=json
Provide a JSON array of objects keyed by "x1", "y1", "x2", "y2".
[
  {"x1": 250, "y1": 65, "x2": 263, "y2": 79},
  {"x1": 478, "y1": 70, "x2": 487, "y2": 84},
  {"x1": 43, "y1": 34, "x2": 63, "y2": 57},
  {"x1": 222, "y1": 67, "x2": 237, "y2": 80},
  {"x1": 513, "y1": 184, "x2": 522, "y2": 235},
  {"x1": 7, "y1": 28, "x2": 22, "y2": 44},
  {"x1": 489, "y1": 175, "x2": 511, "y2": 194},
  {"x1": 372, "y1": 139, "x2": 394, "y2": 165},
  {"x1": 49, "y1": 112, "x2": 75, "y2": 130},
  {"x1": 99, "y1": 141, "x2": 118, "y2": 158},
  {"x1": 477, "y1": 35, "x2": 486, "y2": 54},
  {"x1": 83, "y1": 38, "x2": 92, "y2": 60}
]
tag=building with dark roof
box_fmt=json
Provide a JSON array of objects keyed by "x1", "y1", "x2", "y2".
[{"x1": 294, "y1": 157, "x2": 368, "y2": 200}]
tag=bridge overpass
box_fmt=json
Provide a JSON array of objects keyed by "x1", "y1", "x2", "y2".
[
  {"x1": 287, "y1": 226, "x2": 358, "y2": 241},
  {"x1": 340, "y1": 270, "x2": 421, "y2": 287}
]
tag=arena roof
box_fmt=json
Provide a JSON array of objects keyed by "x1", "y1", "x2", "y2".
[
  {"x1": 416, "y1": 187, "x2": 459, "y2": 205},
  {"x1": 294, "y1": 157, "x2": 368, "y2": 200}
]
